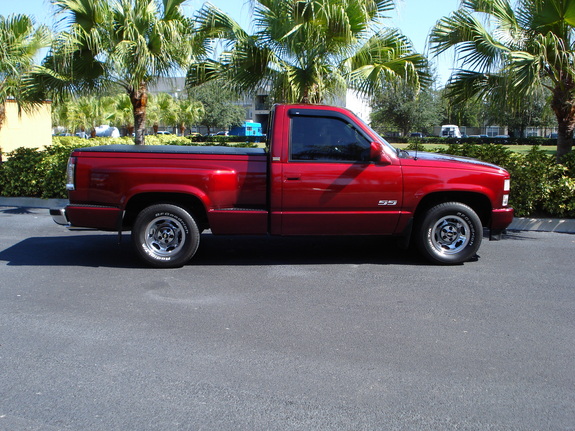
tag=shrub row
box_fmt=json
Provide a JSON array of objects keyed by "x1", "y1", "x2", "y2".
[
  {"x1": 0, "y1": 136, "x2": 258, "y2": 199},
  {"x1": 1, "y1": 138, "x2": 574, "y2": 218},
  {"x1": 389, "y1": 136, "x2": 556, "y2": 146},
  {"x1": 189, "y1": 135, "x2": 266, "y2": 144},
  {"x1": 143, "y1": 134, "x2": 261, "y2": 147}
]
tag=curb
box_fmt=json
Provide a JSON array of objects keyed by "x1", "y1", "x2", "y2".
[
  {"x1": 508, "y1": 217, "x2": 575, "y2": 234},
  {"x1": 1, "y1": 197, "x2": 574, "y2": 234}
]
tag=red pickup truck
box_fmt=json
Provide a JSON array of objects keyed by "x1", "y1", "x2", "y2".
[{"x1": 51, "y1": 104, "x2": 513, "y2": 267}]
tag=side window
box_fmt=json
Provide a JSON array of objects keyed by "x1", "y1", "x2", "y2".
[{"x1": 290, "y1": 116, "x2": 372, "y2": 162}]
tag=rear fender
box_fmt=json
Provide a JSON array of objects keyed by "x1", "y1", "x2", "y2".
[{"x1": 122, "y1": 169, "x2": 238, "y2": 210}]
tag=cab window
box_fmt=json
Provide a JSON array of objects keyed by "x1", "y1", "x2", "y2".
[{"x1": 290, "y1": 115, "x2": 371, "y2": 162}]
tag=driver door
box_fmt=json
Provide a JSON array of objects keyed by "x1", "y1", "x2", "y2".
[{"x1": 280, "y1": 109, "x2": 403, "y2": 235}]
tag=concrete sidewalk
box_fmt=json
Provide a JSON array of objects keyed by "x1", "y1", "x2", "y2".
[
  {"x1": 0, "y1": 197, "x2": 69, "y2": 210},
  {"x1": 1, "y1": 197, "x2": 575, "y2": 234}
]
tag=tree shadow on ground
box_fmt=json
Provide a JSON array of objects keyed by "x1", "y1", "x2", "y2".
[{"x1": 0, "y1": 207, "x2": 36, "y2": 215}]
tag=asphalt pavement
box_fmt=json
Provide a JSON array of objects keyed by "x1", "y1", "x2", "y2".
[{"x1": 0, "y1": 204, "x2": 573, "y2": 430}]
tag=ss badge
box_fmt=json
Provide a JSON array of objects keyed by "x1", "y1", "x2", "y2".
[{"x1": 378, "y1": 200, "x2": 397, "y2": 206}]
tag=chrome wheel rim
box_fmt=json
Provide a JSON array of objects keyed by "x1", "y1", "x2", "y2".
[
  {"x1": 144, "y1": 216, "x2": 186, "y2": 257},
  {"x1": 431, "y1": 215, "x2": 470, "y2": 255}
]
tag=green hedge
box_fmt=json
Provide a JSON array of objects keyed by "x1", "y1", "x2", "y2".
[
  {"x1": 143, "y1": 134, "x2": 260, "y2": 147},
  {"x1": 0, "y1": 136, "x2": 259, "y2": 199},
  {"x1": 1, "y1": 138, "x2": 574, "y2": 218},
  {"x1": 188, "y1": 135, "x2": 265, "y2": 144},
  {"x1": 390, "y1": 136, "x2": 556, "y2": 146}
]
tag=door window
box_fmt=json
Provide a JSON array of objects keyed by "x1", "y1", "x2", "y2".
[{"x1": 290, "y1": 116, "x2": 372, "y2": 162}]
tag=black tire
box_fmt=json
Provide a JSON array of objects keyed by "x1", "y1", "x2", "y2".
[
  {"x1": 132, "y1": 204, "x2": 200, "y2": 268},
  {"x1": 416, "y1": 202, "x2": 482, "y2": 264}
]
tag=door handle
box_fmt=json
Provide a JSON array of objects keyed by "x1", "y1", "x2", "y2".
[{"x1": 285, "y1": 176, "x2": 301, "y2": 181}]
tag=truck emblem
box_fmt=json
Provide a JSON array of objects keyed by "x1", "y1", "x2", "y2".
[{"x1": 378, "y1": 200, "x2": 397, "y2": 206}]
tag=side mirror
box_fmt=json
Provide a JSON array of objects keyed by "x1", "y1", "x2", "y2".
[{"x1": 370, "y1": 142, "x2": 391, "y2": 165}]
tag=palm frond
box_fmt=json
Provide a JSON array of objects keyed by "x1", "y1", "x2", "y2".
[
  {"x1": 186, "y1": 59, "x2": 224, "y2": 88},
  {"x1": 431, "y1": 9, "x2": 509, "y2": 72},
  {"x1": 346, "y1": 29, "x2": 429, "y2": 95},
  {"x1": 195, "y1": 3, "x2": 250, "y2": 47},
  {"x1": 444, "y1": 69, "x2": 503, "y2": 104}
]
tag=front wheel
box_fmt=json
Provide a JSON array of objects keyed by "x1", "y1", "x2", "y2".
[
  {"x1": 132, "y1": 204, "x2": 200, "y2": 268},
  {"x1": 416, "y1": 202, "x2": 482, "y2": 264}
]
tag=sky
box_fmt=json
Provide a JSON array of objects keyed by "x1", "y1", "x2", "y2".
[{"x1": 1, "y1": 0, "x2": 461, "y2": 85}]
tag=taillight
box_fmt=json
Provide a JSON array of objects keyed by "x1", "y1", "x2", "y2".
[{"x1": 66, "y1": 157, "x2": 76, "y2": 191}]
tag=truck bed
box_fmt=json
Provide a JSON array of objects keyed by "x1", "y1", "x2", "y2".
[{"x1": 75, "y1": 144, "x2": 267, "y2": 156}]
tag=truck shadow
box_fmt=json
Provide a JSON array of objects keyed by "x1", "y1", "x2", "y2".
[
  {"x1": 0, "y1": 234, "x2": 141, "y2": 268},
  {"x1": 194, "y1": 234, "x2": 423, "y2": 266},
  {"x1": 0, "y1": 233, "x2": 425, "y2": 267},
  {"x1": 1, "y1": 231, "x2": 532, "y2": 268}
]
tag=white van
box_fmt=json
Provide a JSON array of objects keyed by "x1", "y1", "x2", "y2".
[{"x1": 440, "y1": 125, "x2": 462, "y2": 138}]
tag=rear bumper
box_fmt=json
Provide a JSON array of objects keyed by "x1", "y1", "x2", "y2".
[
  {"x1": 50, "y1": 205, "x2": 122, "y2": 230},
  {"x1": 50, "y1": 208, "x2": 69, "y2": 226}
]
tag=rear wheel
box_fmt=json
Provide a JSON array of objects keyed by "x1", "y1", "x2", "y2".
[
  {"x1": 132, "y1": 204, "x2": 200, "y2": 268},
  {"x1": 416, "y1": 202, "x2": 482, "y2": 264}
]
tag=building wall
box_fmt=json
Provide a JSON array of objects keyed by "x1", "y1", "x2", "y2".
[
  {"x1": 345, "y1": 90, "x2": 372, "y2": 124},
  {"x1": 0, "y1": 100, "x2": 52, "y2": 154}
]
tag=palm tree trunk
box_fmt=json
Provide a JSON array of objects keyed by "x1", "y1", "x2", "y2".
[
  {"x1": 551, "y1": 83, "x2": 575, "y2": 162},
  {"x1": 130, "y1": 82, "x2": 148, "y2": 145},
  {"x1": 0, "y1": 103, "x2": 5, "y2": 131},
  {"x1": 556, "y1": 119, "x2": 574, "y2": 162}
]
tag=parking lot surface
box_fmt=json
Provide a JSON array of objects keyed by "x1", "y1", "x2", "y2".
[{"x1": 1, "y1": 207, "x2": 574, "y2": 430}]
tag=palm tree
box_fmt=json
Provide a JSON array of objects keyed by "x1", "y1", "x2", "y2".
[
  {"x1": 111, "y1": 94, "x2": 135, "y2": 136},
  {"x1": 430, "y1": 0, "x2": 575, "y2": 161},
  {"x1": 175, "y1": 98, "x2": 204, "y2": 136},
  {"x1": 37, "y1": 0, "x2": 202, "y2": 144},
  {"x1": 0, "y1": 14, "x2": 50, "y2": 131},
  {"x1": 187, "y1": 0, "x2": 428, "y2": 104},
  {"x1": 147, "y1": 93, "x2": 178, "y2": 134},
  {"x1": 58, "y1": 95, "x2": 115, "y2": 137}
]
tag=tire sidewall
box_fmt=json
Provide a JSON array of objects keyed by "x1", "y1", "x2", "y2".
[
  {"x1": 418, "y1": 202, "x2": 482, "y2": 264},
  {"x1": 133, "y1": 204, "x2": 199, "y2": 268}
]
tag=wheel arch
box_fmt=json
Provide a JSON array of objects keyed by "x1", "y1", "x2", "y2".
[
  {"x1": 123, "y1": 192, "x2": 209, "y2": 231},
  {"x1": 414, "y1": 191, "x2": 492, "y2": 226}
]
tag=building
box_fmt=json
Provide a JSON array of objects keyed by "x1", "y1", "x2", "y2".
[
  {"x1": 148, "y1": 78, "x2": 372, "y2": 135},
  {"x1": 0, "y1": 100, "x2": 52, "y2": 154}
]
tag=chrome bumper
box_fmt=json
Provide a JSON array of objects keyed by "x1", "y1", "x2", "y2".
[{"x1": 50, "y1": 208, "x2": 69, "y2": 226}]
